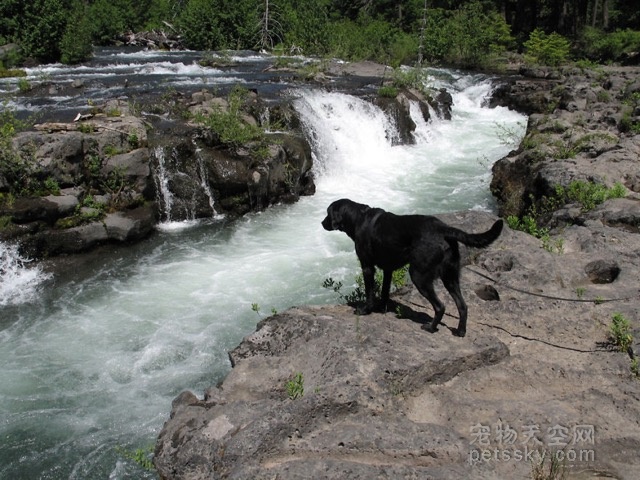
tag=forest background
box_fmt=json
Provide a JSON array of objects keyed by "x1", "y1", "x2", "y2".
[{"x1": 0, "y1": 0, "x2": 639, "y2": 70}]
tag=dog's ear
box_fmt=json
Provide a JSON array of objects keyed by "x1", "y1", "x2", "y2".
[{"x1": 330, "y1": 207, "x2": 343, "y2": 230}]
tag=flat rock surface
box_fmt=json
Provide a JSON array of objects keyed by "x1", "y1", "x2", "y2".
[{"x1": 155, "y1": 211, "x2": 640, "y2": 480}]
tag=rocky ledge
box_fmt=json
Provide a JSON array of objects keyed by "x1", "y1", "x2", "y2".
[
  {"x1": 154, "y1": 66, "x2": 640, "y2": 479},
  {"x1": 1, "y1": 63, "x2": 438, "y2": 260}
]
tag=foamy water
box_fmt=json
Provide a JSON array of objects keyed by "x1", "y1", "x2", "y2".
[{"x1": 0, "y1": 70, "x2": 526, "y2": 479}]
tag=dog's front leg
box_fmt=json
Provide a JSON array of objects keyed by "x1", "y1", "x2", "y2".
[
  {"x1": 378, "y1": 269, "x2": 393, "y2": 312},
  {"x1": 356, "y1": 264, "x2": 376, "y2": 315}
]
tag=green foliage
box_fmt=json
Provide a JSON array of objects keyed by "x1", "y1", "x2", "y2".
[
  {"x1": 60, "y1": 1, "x2": 93, "y2": 64},
  {"x1": 377, "y1": 85, "x2": 398, "y2": 98},
  {"x1": 17, "y1": 78, "x2": 31, "y2": 93},
  {"x1": 419, "y1": 2, "x2": 514, "y2": 68},
  {"x1": 524, "y1": 29, "x2": 571, "y2": 66},
  {"x1": 127, "y1": 133, "x2": 139, "y2": 149},
  {"x1": 15, "y1": 0, "x2": 68, "y2": 62},
  {"x1": 580, "y1": 27, "x2": 640, "y2": 62},
  {"x1": 195, "y1": 86, "x2": 272, "y2": 157},
  {"x1": 278, "y1": 0, "x2": 330, "y2": 55},
  {"x1": 286, "y1": 372, "x2": 304, "y2": 400},
  {"x1": 323, "y1": 265, "x2": 409, "y2": 306},
  {"x1": 390, "y1": 67, "x2": 429, "y2": 92},
  {"x1": 507, "y1": 214, "x2": 556, "y2": 252},
  {"x1": 44, "y1": 177, "x2": 60, "y2": 195},
  {"x1": 610, "y1": 312, "x2": 633, "y2": 353},
  {"x1": 326, "y1": 15, "x2": 417, "y2": 65},
  {"x1": 88, "y1": 0, "x2": 127, "y2": 46},
  {"x1": 177, "y1": 0, "x2": 256, "y2": 50},
  {"x1": 116, "y1": 445, "x2": 155, "y2": 472},
  {"x1": 0, "y1": 102, "x2": 38, "y2": 195},
  {"x1": 554, "y1": 180, "x2": 626, "y2": 212}
]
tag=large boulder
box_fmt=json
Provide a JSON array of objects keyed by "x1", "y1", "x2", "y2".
[
  {"x1": 490, "y1": 66, "x2": 640, "y2": 219},
  {"x1": 155, "y1": 210, "x2": 640, "y2": 480}
]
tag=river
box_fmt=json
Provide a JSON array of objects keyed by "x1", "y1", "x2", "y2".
[{"x1": 0, "y1": 48, "x2": 526, "y2": 479}]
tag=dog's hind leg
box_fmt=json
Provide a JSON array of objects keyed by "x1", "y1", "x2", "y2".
[
  {"x1": 441, "y1": 271, "x2": 468, "y2": 337},
  {"x1": 410, "y1": 266, "x2": 445, "y2": 333}
]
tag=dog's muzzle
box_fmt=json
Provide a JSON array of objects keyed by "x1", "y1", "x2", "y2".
[{"x1": 321, "y1": 215, "x2": 334, "y2": 231}]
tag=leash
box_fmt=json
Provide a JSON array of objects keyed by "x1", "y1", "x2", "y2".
[{"x1": 465, "y1": 267, "x2": 637, "y2": 304}]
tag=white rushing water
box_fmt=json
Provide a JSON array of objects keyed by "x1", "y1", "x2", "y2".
[{"x1": 0, "y1": 73, "x2": 526, "y2": 479}]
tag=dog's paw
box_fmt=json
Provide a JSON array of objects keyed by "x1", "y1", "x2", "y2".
[
  {"x1": 454, "y1": 328, "x2": 466, "y2": 338},
  {"x1": 422, "y1": 323, "x2": 438, "y2": 333}
]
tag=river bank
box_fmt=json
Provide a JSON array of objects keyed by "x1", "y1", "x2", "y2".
[{"x1": 154, "y1": 65, "x2": 640, "y2": 479}]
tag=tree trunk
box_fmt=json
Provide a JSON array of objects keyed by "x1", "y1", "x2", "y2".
[{"x1": 592, "y1": 0, "x2": 600, "y2": 27}]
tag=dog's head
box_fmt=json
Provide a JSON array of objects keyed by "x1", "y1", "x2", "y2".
[{"x1": 322, "y1": 199, "x2": 368, "y2": 237}]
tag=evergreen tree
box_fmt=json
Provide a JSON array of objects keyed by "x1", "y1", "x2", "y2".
[
  {"x1": 16, "y1": 0, "x2": 68, "y2": 62},
  {"x1": 60, "y1": 0, "x2": 93, "y2": 64}
]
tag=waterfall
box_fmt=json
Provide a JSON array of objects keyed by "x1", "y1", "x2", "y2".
[
  {"x1": 153, "y1": 146, "x2": 175, "y2": 222},
  {"x1": 193, "y1": 142, "x2": 218, "y2": 217}
]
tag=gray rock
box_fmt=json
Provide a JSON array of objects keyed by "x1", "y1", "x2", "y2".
[{"x1": 155, "y1": 208, "x2": 640, "y2": 480}]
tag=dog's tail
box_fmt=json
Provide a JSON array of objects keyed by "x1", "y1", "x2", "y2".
[{"x1": 445, "y1": 219, "x2": 503, "y2": 248}]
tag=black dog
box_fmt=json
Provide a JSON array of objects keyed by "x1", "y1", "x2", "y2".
[{"x1": 322, "y1": 199, "x2": 503, "y2": 337}]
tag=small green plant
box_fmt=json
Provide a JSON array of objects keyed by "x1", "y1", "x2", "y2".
[
  {"x1": 128, "y1": 132, "x2": 139, "y2": 149},
  {"x1": 251, "y1": 303, "x2": 260, "y2": 315},
  {"x1": 631, "y1": 357, "x2": 639, "y2": 377},
  {"x1": 102, "y1": 166, "x2": 126, "y2": 194},
  {"x1": 286, "y1": 372, "x2": 304, "y2": 400},
  {"x1": 103, "y1": 145, "x2": 120, "y2": 157},
  {"x1": 116, "y1": 445, "x2": 155, "y2": 471},
  {"x1": 575, "y1": 287, "x2": 586, "y2": 299},
  {"x1": 495, "y1": 121, "x2": 526, "y2": 148},
  {"x1": 0, "y1": 215, "x2": 12, "y2": 230},
  {"x1": 377, "y1": 85, "x2": 398, "y2": 98},
  {"x1": 17, "y1": 77, "x2": 31, "y2": 93},
  {"x1": 323, "y1": 266, "x2": 408, "y2": 307},
  {"x1": 389, "y1": 67, "x2": 429, "y2": 93},
  {"x1": 610, "y1": 312, "x2": 633, "y2": 353},
  {"x1": 44, "y1": 177, "x2": 60, "y2": 195},
  {"x1": 106, "y1": 108, "x2": 122, "y2": 117},
  {"x1": 77, "y1": 123, "x2": 95, "y2": 134},
  {"x1": 530, "y1": 448, "x2": 567, "y2": 480}
]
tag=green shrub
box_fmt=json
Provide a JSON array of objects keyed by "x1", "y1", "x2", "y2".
[
  {"x1": 378, "y1": 85, "x2": 398, "y2": 98},
  {"x1": 195, "y1": 86, "x2": 272, "y2": 156},
  {"x1": 610, "y1": 313, "x2": 633, "y2": 353},
  {"x1": 286, "y1": 373, "x2": 304, "y2": 400},
  {"x1": 60, "y1": 0, "x2": 93, "y2": 64},
  {"x1": 580, "y1": 27, "x2": 640, "y2": 62},
  {"x1": 419, "y1": 2, "x2": 514, "y2": 68},
  {"x1": 323, "y1": 265, "x2": 408, "y2": 306},
  {"x1": 17, "y1": 78, "x2": 31, "y2": 93},
  {"x1": 554, "y1": 180, "x2": 626, "y2": 212},
  {"x1": 524, "y1": 29, "x2": 571, "y2": 66}
]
